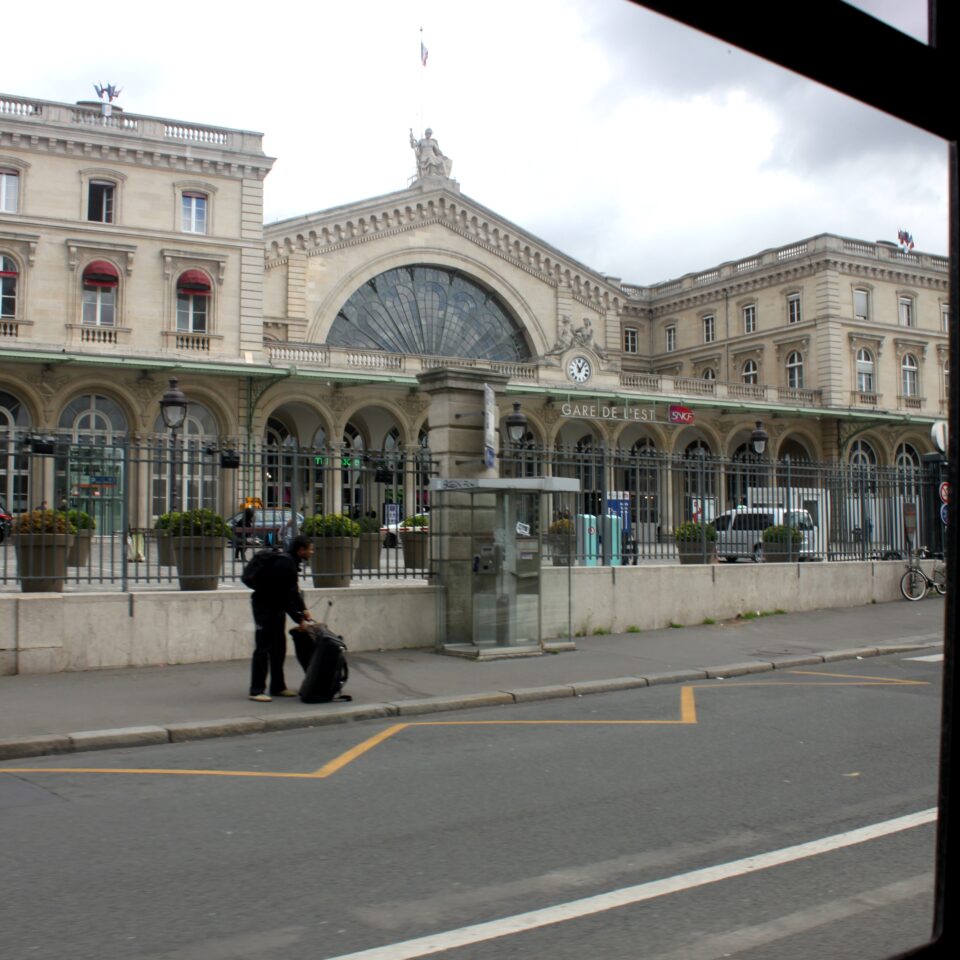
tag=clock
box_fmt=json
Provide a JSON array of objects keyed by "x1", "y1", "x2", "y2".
[{"x1": 567, "y1": 355, "x2": 592, "y2": 383}]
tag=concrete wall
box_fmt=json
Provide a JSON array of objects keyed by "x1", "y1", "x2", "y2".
[
  {"x1": 542, "y1": 560, "x2": 914, "y2": 638},
  {"x1": 1, "y1": 584, "x2": 440, "y2": 675},
  {"x1": 0, "y1": 560, "x2": 919, "y2": 675}
]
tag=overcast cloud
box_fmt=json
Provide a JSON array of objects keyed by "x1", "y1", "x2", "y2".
[{"x1": 3, "y1": 0, "x2": 946, "y2": 285}]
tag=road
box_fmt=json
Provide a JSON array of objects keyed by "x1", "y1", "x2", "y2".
[{"x1": 0, "y1": 651, "x2": 942, "y2": 959}]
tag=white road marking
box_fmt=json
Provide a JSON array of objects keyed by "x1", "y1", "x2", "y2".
[
  {"x1": 904, "y1": 654, "x2": 944, "y2": 663},
  {"x1": 324, "y1": 808, "x2": 937, "y2": 960}
]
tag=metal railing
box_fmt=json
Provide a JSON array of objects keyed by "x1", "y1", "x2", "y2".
[
  {"x1": 498, "y1": 444, "x2": 942, "y2": 565},
  {"x1": 0, "y1": 431, "x2": 436, "y2": 592}
]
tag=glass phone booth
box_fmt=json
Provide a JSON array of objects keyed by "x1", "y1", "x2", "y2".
[{"x1": 430, "y1": 477, "x2": 579, "y2": 652}]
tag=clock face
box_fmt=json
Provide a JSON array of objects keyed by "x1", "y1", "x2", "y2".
[{"x1": 567, "y1": 355, "x2": 592, "y2": 383}]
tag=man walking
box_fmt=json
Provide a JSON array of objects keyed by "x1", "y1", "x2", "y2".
[{"x1": 249, "y1": 534, "x2": 313, "y2": 702}]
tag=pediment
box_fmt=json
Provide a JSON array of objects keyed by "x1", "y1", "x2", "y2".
[{"x1": 264, "y1": 182, "x2": 626, "y2": 313}]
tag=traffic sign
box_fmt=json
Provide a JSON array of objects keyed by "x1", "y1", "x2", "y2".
[
  {"x1": 941, "y1": 503, "x2": 949, "y2": 526},
  {"x1": 940, "y1": 481, "x2": 950, "y2": 505}
]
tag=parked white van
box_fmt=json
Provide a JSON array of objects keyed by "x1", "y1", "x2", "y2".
[{"x1": 711, "y1": 506, "x2": 817, "y2": 562}]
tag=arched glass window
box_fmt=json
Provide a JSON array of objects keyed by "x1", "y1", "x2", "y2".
[
  {"x1": 786, "y1": 351, "x2": 804, "y2": 389},
  {"x1": 1, "y1": 389, "x2": 30, "y2": 512},
  {"x1": 849, "y1": 439, "x2": 877, "y2": 469},
  {"x1": 176, "y1": 270, "x2": 211, "y2": 333},
  {"x1": 701, "y1": 367, "x2": 717, "y2": 381},
  {"x1": 263, "y1": 418, "x2": 296, "y2": 510},
  {"x1": 895, "y1": 442, "x2": 921, "y2": 496},
  {"x1": 150, "y1": 402, "x2": 219, "y2": 516},
  {"x1": 1, "y1": 254, "x2": 18, "y2": 320},
  {"x1": 81, "y1": 260, "x2": 118, "y2": 327},
  {"x1": 682, "y1": 439, "x2": 716, "y2": 518},
  {"x1": 328, "y1": 265, "x2": 531, "y2": 362},
  {"x1": 742, "y1": 359, "x2": 758, "y2": 385},
  {"x1": 58, "y1": 393, "x2": 127, "y2": 441},
  {"x1": 901, "y1": 354, "x2": 919, "y2": 397},
  {"x1": 856, "y1": 348, "x2": 874, "y2": 392}
]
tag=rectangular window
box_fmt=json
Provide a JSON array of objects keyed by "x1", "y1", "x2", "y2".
[
  {"x1": 702, "y1": 314, "x2": 715, "y2": 343},
  {"x1": 82, "y1": 286, "x2": 115, "y2": 326},
  {"x1": 743, "y1": 304, "x2": 756, "y2": 334},
  {"x1": 181, "y1": 193, "x2": 207, "y2": 234},
  {"x1": 665, "y1": 325, "x2": 676, "y2": 352},
  {"x1": 787, "y1": 294, "x2": 801, "y2": 324},
  {"x1": 899, "y1": 297, "x2": 914, "y2": 327},
  {"x1": 177, "y1": 294, "x2": 208, "y2": 333},
  {"x1": 854, "y1": 289, "x2": 869, "y2": 321},
  {"x1": 623, "y1": 327, "x2": 638, "y2": 353},
  {"x1": 942, "y1": 304, "x2": 949, "y2": 333},
  {"x1": 88, "y1": 181, "x2": 115, "y2": 223},
  {"x1": 0, "y1": 170, "x2": 19, "y2": 213}
]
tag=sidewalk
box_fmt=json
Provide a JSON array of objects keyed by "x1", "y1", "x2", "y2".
[{"x1": 0, "y1": 600, "x2": 945, "y2": 761}]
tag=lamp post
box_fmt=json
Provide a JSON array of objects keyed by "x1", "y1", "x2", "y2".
[{"x1": 159, "y1": 377, "x2": 188, "y2": 514}]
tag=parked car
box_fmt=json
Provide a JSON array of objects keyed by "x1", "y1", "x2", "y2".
[
  {"x1": 712, "y1": 506, "x2": 817, "y2": 562},
  {"x1": 0, "y1": 498, "x2": 11, "y2": 543},
  {"x1": 380, "y1": 512, "x2": 429, "y2": 548},
  {"x1": 226, "y1": 508, "x2": 304, "y2": 547}
]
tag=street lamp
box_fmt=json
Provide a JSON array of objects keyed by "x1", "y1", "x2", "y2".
[
  {"x1": 750, "y1": 420, "x2": 769, "y2": 456},
  {"x1": 504, "y1": 402, "x2": 528, "y2": 445},
  {"x1": 159, "y1": 377, "x2": 188, "y2": 512}
]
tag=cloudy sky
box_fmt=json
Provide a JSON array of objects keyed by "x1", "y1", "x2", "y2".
[{"x1": 3, "y1": 1, "x2": 946, "y2": 285}]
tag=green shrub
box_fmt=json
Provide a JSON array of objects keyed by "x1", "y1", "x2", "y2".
[
  {"x1": 762, "y1": 524, "x2": 803, "y2": 544},
  {"x1": 12, "y1": 509, "x2": 77, "y2": 535},
  {"x1": 400, "y1": 514, "x2": 429, "y2": 529},
  {"x1": 67, "y1": 509, "x2": 96, "y2": 531},
  {"x1": 357, "y1": 515, "x2": 381, "y2": 533},
  {"x1": 166, "y1": 508, "x2": 229, "y2": 537},
  {"x1": 301, "y1": 513, "x2": 361, "y2": 537},
  {"x1": 154, "y1": 511, "x2": 180, "y2": 531},
  {"x1": 548, "y1": 518, "x2": 574, "y2": 536},
  {"x1": 674, "y1": 520, "x2": 716, "y2": 542}
]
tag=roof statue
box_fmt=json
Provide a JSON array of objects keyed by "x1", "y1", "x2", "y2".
[{"x1": 409, "y1": 127, "x2": 453, "y2": 179}]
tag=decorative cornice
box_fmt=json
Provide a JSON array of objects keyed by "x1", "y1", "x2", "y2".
[{"x1": 66, "y1": 238, "x2": 136, "y2": 274}]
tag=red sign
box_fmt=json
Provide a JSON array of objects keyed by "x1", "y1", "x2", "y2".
[
  {"x1": 940, "y1": 482, "x2": 950, "y2": 505},
  {"x1": 669, "y1": 404, "x2": 695, "y2": 425}
]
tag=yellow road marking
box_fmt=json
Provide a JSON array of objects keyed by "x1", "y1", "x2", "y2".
[
  {"x1": 0, "y1": 672, "x2": 924, "y2": 782},
  {"x1": 312, "y1": 723, "x2": 409, "y2": 778}
]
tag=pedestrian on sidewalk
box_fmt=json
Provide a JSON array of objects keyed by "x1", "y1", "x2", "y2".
[{"x1": 249, "y1": 534, "x2": 313, "y2": 702}]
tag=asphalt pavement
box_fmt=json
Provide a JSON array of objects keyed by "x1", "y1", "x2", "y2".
[{"x1": 0, "y1": 598, "x2": 945, "y2": 761}]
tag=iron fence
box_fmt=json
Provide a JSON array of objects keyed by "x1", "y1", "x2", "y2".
[
  {"x1": 0, "y1": 431, "x2": 436, "y2": 592},
  {"x1": 498, "y1": 444, "x2": 944, "y2": 565}
]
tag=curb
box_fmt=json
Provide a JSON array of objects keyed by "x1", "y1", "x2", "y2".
[{"x1": 0, "y1": 641, "x2": 942, "y2": 762}]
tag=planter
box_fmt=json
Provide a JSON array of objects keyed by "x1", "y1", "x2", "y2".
[
  {"x1": 354, "y1": 531, "x2": 382, "y2": 571},
  {"x1": 548, "y1": 534, "x2": 573, "y2": 566},
  {"x1": 155, "y1": 531, "x2": 175, "y2": 566},
  {"x1": 14, "y1": 533, "x2": 75, "y2": 592},
  {"x1": 309, "y1": 536, "x2": 359, "y2": 588},
  {"x1": 761, "y1": 545, "x2": 799, "y2": 564},
  {"x1": 171, "y1": 536, "x2": 225, "y2": 590},
  {"x1": 400, "y1": 530, "x2": 429, "y2": 570},
  {"x1": 67, "y1": 528, "x2": 93, "y2": 567},
  {"x1": 676, "y1": 541, "x2": 716, "y2": 565}
]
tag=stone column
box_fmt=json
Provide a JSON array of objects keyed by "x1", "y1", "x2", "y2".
[{"x1": 416, "y1": 368, "x2": 509, "y2": 646}]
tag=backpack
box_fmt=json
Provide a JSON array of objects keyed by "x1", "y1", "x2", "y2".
[
  {"x1": 241, "y1": 547, "x2": 283, "y2": 589},
  {"x1": 295, "y1": 623, "x2": 352, "y2": 704}
]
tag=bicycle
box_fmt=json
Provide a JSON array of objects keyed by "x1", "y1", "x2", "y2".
[{"x1": 899, "y1": 548, "x2": 947, "y2": 601}]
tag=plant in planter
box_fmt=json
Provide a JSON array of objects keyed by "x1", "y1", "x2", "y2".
[
  {"x1": 760, "y1": 524, "x2": 803, "y2": 563},
  {"x1": 66, "y1": 509, "x2": 96, "y2": 566},
  {"x1": 302, "y1": 513, "x2": 361, "y2": 587},
  {"x1": 547, "y1": 517, "x2": 575, "y2": 566},
  {"x1": 12, "y1": 509, "x2": 77, "y2": 592},
  {"x1": 153, "y1": 511, "x2": 180, "y2": 566},
  {"x1": 167, "y1": 508, "x2": 229, "y2": 590},
  {"x1": 674, "y1": 520, "x2": 717, "y2": 565},
  {"x1": 354, "y1": 514, "x2": 382, "y2": 571},
  {"x1": 399, "y1": 513, "x2": 430, "y2": 570}
]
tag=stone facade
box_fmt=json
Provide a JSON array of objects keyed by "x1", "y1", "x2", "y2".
[{"x1": 1, "y1": 91, "x2": 948, "y2": 520}]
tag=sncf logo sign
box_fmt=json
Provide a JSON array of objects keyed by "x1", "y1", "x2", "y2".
[{"x1": 669, "y1": 404, "x2": 695, "y2": 425}]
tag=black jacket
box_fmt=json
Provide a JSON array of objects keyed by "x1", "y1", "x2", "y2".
[{"x1": 251, "y1": 549, "x2": 306, "y2": 623}]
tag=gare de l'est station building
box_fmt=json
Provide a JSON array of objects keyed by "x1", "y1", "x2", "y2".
[{"x1": 0, "y1": 91, "x2": 949, "y2": 521}]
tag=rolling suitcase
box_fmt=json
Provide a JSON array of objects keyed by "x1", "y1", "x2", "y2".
[{"x1": 293, "y1": 623, "x2": 352, "y2": 704}]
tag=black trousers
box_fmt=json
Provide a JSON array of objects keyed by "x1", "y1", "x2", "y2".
[{"x1": 250, "y1": 603, "x2": 314, "y2": 695}]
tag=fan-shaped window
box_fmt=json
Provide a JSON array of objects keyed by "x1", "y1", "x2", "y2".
[
  {"x1": 849, "y1": 439, "x2": 877, "y2": 469},
  {"x1": 701, "y1": 367, "x2": 717, "y2": 381},
  {"x1": 58, "y1": 393, "x2": 127, "y2": 441},
  {"x1": 328, "y1": 265, "x2": 531, "y2": 362}
]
